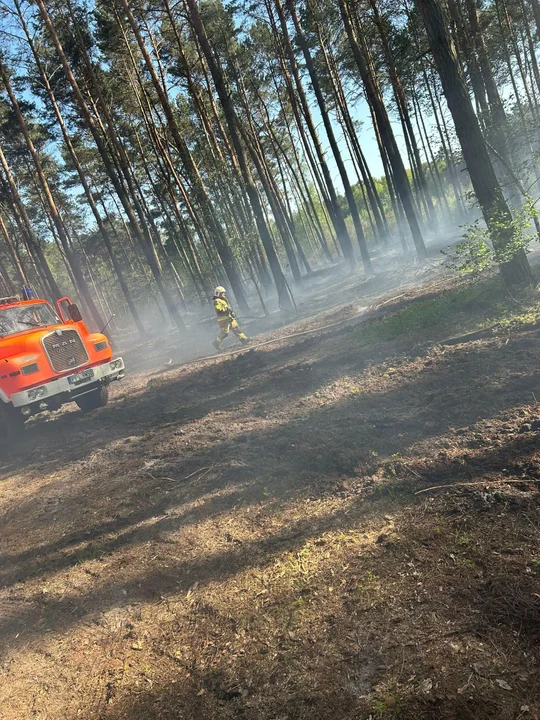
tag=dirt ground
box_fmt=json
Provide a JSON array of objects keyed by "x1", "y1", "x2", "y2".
[{"x1": 0, "y1": 254, "x2": 539, "y2": 720}]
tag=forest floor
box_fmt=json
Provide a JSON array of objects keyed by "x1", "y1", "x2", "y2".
[{"x1": 1, "y1": 248, "x2": 540, "y2": 720}]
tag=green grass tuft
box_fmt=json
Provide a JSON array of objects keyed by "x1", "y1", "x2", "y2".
[{"x1": 359, "y1": 275, "x2": 540, "y2": 344}]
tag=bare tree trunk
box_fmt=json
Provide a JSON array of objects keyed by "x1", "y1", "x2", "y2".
[
  {"x1": 446, "y1": 0, "x2": 489, "y2": 121},
  {"x1": 274, "y1": 75, "x2": 339, "y2": 255},
  {"x1": 463, "y1": 0, "x2": 507, "y2": 135},
  {"x1": 527, "y1": 0, "x2": 540, "y2": 36},
  {"x1": 259, "y1": 92, "x2": 333, "y2": 261},
  {"x1": 232, "y1": 72, "x2": 303, "y2": 282},
  {"x1": 338, "y1": 0, "x2": 427, "y2": 261},
  {"x1": 184, "y1": 0, "x2": 295, "y2": 310},
  {"x1": 416, "y1": 0, "x2": 533, "y2": 286},
  {"x1": 0, "y1": 226, "x2": 16, "y2": 294},
  {"x1": 35, "y1": 0, "x2": 186, "y2": 332},
  {"x1": 411, "y1": 89, "x2": 453, "y2": 220},
  {"x1": 288, "y1": 0, "x2": 372, "y2": 274},
  {"x1": 115, "y1": 0, "x2": 250, "y2": 313},
  {"x1": 15, "y1": 0, "x2": 146, "y2": 337},
  {"x1": 422, "y1": 66, "x2": 465, "y2": 214},
  {"x1": 271, "y1": 0, "x2": 356, "y2": 267},
  {"x1": 0, "y1": 150, "x2": 61, "y2": 300},
  {"x1": 0, "y1": 58, "x2": 105, "y2": 329},
  {"x1": 0, "y1": 212, "x2": 27, "y2": 288},
  {"x1": 318, "y1": 29, "x2": 390, "y2": 241},
  {"x1": 369, "y1": 0, "x2": 437, "y2": 229}
]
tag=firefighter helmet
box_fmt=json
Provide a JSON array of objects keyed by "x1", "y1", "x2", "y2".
[{"x1": 214, "y1": 286, "x2": 226, "y2": 297}]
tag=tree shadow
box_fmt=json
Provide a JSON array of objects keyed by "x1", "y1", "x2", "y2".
[
  {"x1": 0, "y1": 334, "x2": 539, "y2": 661},
  {"x1": 1, "y1": 333, "x2": 538, "y2": 592},
  {"x1": 49, "y1": 484, "x2": 537, "y2": 720}
]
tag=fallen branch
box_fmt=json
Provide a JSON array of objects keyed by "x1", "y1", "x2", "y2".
[
  {"x1": 370, "y1": 293, "x2": 407, "y2": 311},
  {"x1": 415, "y1": 479, "x2": 539, "y2": 495},
  {"x1": 143, "y1": 472, "x2": 175, "y2": 483},
  {"x1": 440, "y1": 325, "x2": 498, "y2": 346},
  {"x1": 184, "y1": 465, "x2": 213, "y2": 481},
  {"x1": 185, "y1": 463, "x2": 219, "y2": 485},
  {"x1": 399, "y1": 461, "x2": 425, "y2": 479}
]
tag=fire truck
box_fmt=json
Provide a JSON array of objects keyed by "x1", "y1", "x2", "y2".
[{"x1": 0, "y1": 291, "x2": 125, "y2": 439}]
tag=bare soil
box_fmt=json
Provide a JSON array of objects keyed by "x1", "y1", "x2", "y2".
[{"x1": 0, "y1": 259, "x2": 539, "y2": 720}]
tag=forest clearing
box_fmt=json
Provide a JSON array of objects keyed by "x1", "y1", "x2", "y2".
[{"x1": 0, "y1": 254, "x2": 539, "y2": 719}]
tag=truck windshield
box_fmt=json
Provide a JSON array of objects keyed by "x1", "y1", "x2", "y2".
[{"x1": 0, "y1": 303, "x2": 60, "y2": 337}]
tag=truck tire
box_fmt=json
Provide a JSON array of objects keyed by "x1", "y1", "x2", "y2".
[
  {"x1": 75, "y1": 384, "x2": 109, "y2": 413},
  {"x1": 0, "y1": 403, "x2": 25, "y2": 442}
]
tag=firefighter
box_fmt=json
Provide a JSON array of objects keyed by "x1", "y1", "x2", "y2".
[{"x1": 212, "y1": 286, "x2": 249, "y2": 351}]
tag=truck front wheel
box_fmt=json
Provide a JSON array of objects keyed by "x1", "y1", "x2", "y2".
[
  {"x1": 0, "y1": 403, "x2": 25, "y2": 442},
  {"x1": 75, "y1": 384, "x2": 109, "y2": 413}
]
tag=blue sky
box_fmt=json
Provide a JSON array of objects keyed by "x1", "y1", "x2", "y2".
[{"x1": 304, "y1": 89, "x2": 423, "y2": 194}]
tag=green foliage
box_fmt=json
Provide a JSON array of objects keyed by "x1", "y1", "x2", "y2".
[
  {"x1": 445, "y1": 198, "x2": 538, "y2": 278},
  {"x1": 444, "y1": 233, "x2": 492, "y2": 279},
  {"x1": 358, "y1": 273, "x2": 540, "y2": 344}
]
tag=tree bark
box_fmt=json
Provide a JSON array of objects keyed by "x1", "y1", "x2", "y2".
[
  {"x1": 288, "y1": 0, "x2": 372, "y2": 274},
  {"x1": 416, "y1": 0, "x2": 533, "y2": 286},
  {"x1": 271, "y1": 0, "x2": 356, "y2": 267},
  {"x1": 338, "y1": 0, "x2": 427, "y2": 261},
  {"x1": 184, "y1": 0, "x2": 295, "y2": 310},
  {"x1": 15, "y1": 0, "x2": 146, "y2": 337}
]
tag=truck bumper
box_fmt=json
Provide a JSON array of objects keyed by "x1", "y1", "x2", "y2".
[{"x1": 11, "y1": 358, "x2": 125, "y2": 409}]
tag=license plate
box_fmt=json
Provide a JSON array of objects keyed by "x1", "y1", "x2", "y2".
[{"x1": 68, "y1": 368, "x2": 95, "y2": 385}]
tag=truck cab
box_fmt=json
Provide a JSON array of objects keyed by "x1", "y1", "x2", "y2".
[{"x1": 0, "y1": 293, "x2": 125, "y2": 439}]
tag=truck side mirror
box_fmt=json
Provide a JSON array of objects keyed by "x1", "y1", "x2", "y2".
[
  {"x1": 68, "y1": 303, "x2": 82, "y2": 322},
  {"x1": 56, "y1": 297, "x2": 83, "y2": 324}
]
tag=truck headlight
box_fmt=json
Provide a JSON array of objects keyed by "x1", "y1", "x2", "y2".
[
  {"x1": 28, "y1": 386, "x2": 47, "y2": 402},
  {"x1": 110, "y1": 359, "x2": 123, "y2": 371}
]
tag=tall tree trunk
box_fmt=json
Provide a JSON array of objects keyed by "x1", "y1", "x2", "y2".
[
  {"x1": 411, "y1": 89, "x2": 453, "y2": 219},
  {"x1": 0, "y1": 222, "x2": 16, "y2": 294},
  {"x1": 369, "y1": 0, "x2": 437, "y2": 229},
  {"x1": 338, "y1": 0, "x2": 427, "y2": 261},
  {"x1": 0, "y1": 163, "x2": 59, "y2": 298},
  {"x1": 0, "y1": 59, "x2": 105, "y2": 329},
  {"x1": 498, "y1": 0, "x2": 538, "y2": 120},
  {"x1": 115, "y1": 0, "x2": 250, "y2": 313},
  {"x1": 35, "y1": 0, "x2": 187, "y2": 332},
  {"x1": 233, "y1": 71, "x2": 303, "y2": 282},
  {"x1": 184, "y1": 0, "x2": 295, "y2": 310},
  {"x1": 260, "y1": 93, "x2": 333, "y2": 261},
  {"x1": 416, "y1": 0, "x2": 533, "y2": 286},
  {"x1": 422, "y1": 66, "x2": 465, "y2": 214},
  {"x1": 318, "y1": 29, "x2": 390, "y2": 240},
  {"x1": 0, "y1": 212, "x2": 27, "y2": 288},
  {"x1": 0, "y1": 155, "x2": 61, "y2": 301},
  {"x1": 271, "y1": 0, "x2": 356, "y2": 267},
  {"x1": 288, "y1": 0, "x2": 372, "y2": 274},
  {"x1": 446, "y1": 0, "x2": 489, "y2": 121},
  {"x1": 274, "y1": 71, "x2": 339, "y2": 254},
  {"x1": 15, "y1": 0, "x2": 146, "y2": 338},
  {"x1": 463, "y1": 0, "x2": 507, "y2": 137},
  {"x1": 528, "y1": 0, "x2": 540, "y2": 37}
]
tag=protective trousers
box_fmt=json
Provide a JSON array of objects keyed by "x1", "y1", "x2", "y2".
[{"x1": 216, "y1": 317, "x2": 247, "y2": 344}]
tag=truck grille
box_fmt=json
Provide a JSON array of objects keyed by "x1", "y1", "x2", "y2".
[{"x1": 42, "y1": 330, "x2": 89, "y2": 373}]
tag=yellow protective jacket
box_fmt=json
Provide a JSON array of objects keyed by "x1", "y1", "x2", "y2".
[{"x1": 214, "y1": 296, "x2": 234, "y2": 322}]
